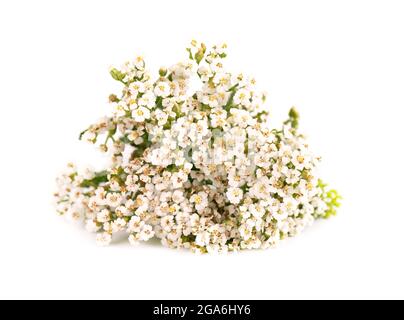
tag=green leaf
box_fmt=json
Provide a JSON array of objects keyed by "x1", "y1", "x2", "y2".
[
  {"x1": 79, "y1": 171, "x2": 109, "y2": 188},
  {"x1": 109, "y1": 68, "x2": 126, "y2": 82},
  {"x1": 224, "y1": 88, "x2": 237, "y2": 111},
  {"x1": 195, "y1": 43, "x2": 206, "y2": 64},
  {"x1": 288, "y1": 107, "x2": 299, "y2": 129},
  {"x1": 316, "y1": 179, "x2": 342, "y2": 219},
  {"x1": 186, "y1": 48, "x2": 193, "y2": 60},
  {"x1": 79, "y1": 129, "x2": 87, "y2": 140}
]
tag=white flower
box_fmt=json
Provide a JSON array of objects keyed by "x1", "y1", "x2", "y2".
[
  {"x1": 154, "y1": 81, "x2": 171, "y2": 97},
  {"x1": 210, "y1": 108, "x2": 227, "y2": 128},
  {"x1": 195, "y1": 231, "x2": 210, "y2": 247},
  {"x1": 291, "y1": 151, "x2": 309, "y2": 171},
  {"x1": 197, "y1": 65, "x2": 212, "y2": 82},
  {"x1": 250, "y1": 176, "x2": 272, "y2": 199},
  {"x1": 133, "y1": 106, "x2": 151, "y2": 122},
  {"x1": 230, "y1": 108, "x2": 254, "y2": 127},
  {"x1": 96, "y1": 232, "x2": 112, "y2": 246},
  {"x1": 85, "y1": 219, "x2": 100, "y2": 233},
  {"x1": 239, "y1": 225, "x2": 252, "y2": 240},
  {"x1": 190, "y1": 192, "x2": 208, "y2": 212},
  {"x1": 115, "y1": 205, "x2": 128, "y2": 217},
  {"x1": 97, "y1": 209, "x2": 110, "y2": 223},
  {"x1": 213, "y1": 72, "x2": 231, "y2": 89},
  {"x1": 249, "y1": 204, "x2": 265, "y2": 219},
  {"x1": 172, "y1": 190, "x2": 185, "y2": 203},
  {"x1": 82, "y1": 131, "x2": 96, "y2": 143},
  {"x1": 190, "y1": 119, "x2": 209, "y2": 139},
  {"x1": 154, "y1": 109, "x2": 168, "y2": 126},
  {"x1": 209, "y1": 58, "x2": 224, "y2": 73},
  {"x1": 226, "y1": 187, "x2": 243, "y2": 204},
  {"x1": 106, "y1": 193, "x2": 122, "y2": 208},
  {"x1": 125, "y1": 174, "x2": 139, "y2": 192},
  {"x1": 171, "y1": 171, "x2": 188, "y2": 188},
  {"x1": 135, "y1": 194, "x2": 149, "y2": 211},
  {"x1": 95, "y1": 188, "x2": 107, "y2": 205},
  {"x1": 55, "y1": 41, "x2": 339, "y2": 254},
  {"x1": 113, "y1": 217, "x2": 127, "y2": 229},
  {"x1": 233, "y1": 88, "x2": 250, "y2": 106},
  {"x1": 138, "y1": 91, "x2": 156, "y2": 108},
  {"x1": 139, "y1": 225, "x2": 155, "y2": 241},
  {"x1": 167, "y1": 225, "x2": 182, "y2": 241},
  {"x1": 272, "y1": 209, "x2": 288, "y2": 222},
  {"x1": 228, "y1": 169, "x2": 244, "y2": 187},
  {"x1": 129, "y1": 81, "x2": 145, "y2": 95},
  {"x1": 161, "y1": 215, "x2": 174, "y2": 232},
  {"x1": 202, "y1": 93, "x2": 219, "y2": 108},
  {"x1": 280, "y1": 197, "x2": 298, "y2": 213},
  {"x1": 215, "y1": 42, "x2": 227, "y2": 55},
  {"x1": 128, "y1": 234, "x2": 139, "y2": 246},
  {"x1": 127, "y1": 215, "x2": 144, "y2": 233},
  {"x1": 134, "y1": 56, "x2": 145, "y2": 69}
]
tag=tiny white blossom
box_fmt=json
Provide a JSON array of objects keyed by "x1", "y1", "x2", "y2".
[
  {"x1": 97, "y1": 209, "x2": 110, "y2": 223},
  {"x1": 128, "y1": 234, "x2": 139, "y2": 246},
  {"x1": 233, "y1": 89, "x2": 250, "y2": 105},
  {"x1": 226, "y1": 187, "x2": 243, "y2": 204},
  {"x1": 129, "y1": 81, "x2": 146, "y2": 95},
  {"x1": 139, "y1": 225, "x2": 155, "y2": 241},
  {"x1": 106, "y1": 193, "x2": 122, "y2": 208},
  {"x1": 85, "y1": 219, "x2": 100, "y2": 233},
  {"x1": 133, "y1": 106, "x2": 151, "y2": 122},
  {"x1": 154, "y1": 81, "x2": 171, "y2": 97},
  {"x1": 127, "y1": 215, "x2": 144, "y2": 233},
  {"x1": 190, "y1": 191, "x2": 208, "y2": 212},
  {"x1": 96, "y1": 232, "x2": 112, "y2": 246}
]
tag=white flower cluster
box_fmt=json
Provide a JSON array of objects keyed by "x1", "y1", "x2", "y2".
[{"x1": 54, "y1": 41, "x2": 340, "y2": 253}]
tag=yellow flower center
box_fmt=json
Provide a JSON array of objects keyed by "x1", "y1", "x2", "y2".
[{"x1": 194, "y1": 196, "x2": 202, "y2": 204}]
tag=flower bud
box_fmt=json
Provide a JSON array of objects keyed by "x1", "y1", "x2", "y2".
[
  {"x1": 99, "y1": 144, "x2": 108, "y2": 153},
  {"x1": 109, "y1": 68, "x2": 126, "y2": 82},
  {"x1": 159, "y1": 67, "x2": 167, "y2": 77},
  {"x1": 108, "y1": 94, "x2": 119, "y2": 103}
]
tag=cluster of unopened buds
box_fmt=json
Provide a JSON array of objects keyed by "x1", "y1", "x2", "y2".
[{"x1": 54, "y1": 41, "x2": 341, "y2": 253}]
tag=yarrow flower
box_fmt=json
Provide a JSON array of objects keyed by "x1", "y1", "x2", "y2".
[{"x1": 54, "y1": 40, "x2": 341, "y2": 253}]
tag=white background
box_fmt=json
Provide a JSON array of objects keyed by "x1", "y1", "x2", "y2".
[{"x1": 1, "y1": 0, "x2": 403, "y2": 299}]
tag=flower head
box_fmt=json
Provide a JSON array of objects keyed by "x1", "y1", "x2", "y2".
[{"x1": 55, "y1": 41, "x2": 340, "y2": 253}]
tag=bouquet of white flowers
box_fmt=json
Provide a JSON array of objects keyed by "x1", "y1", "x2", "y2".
[{"x1": 54, "y1": 41, "x2": 340, "y2": 253}]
